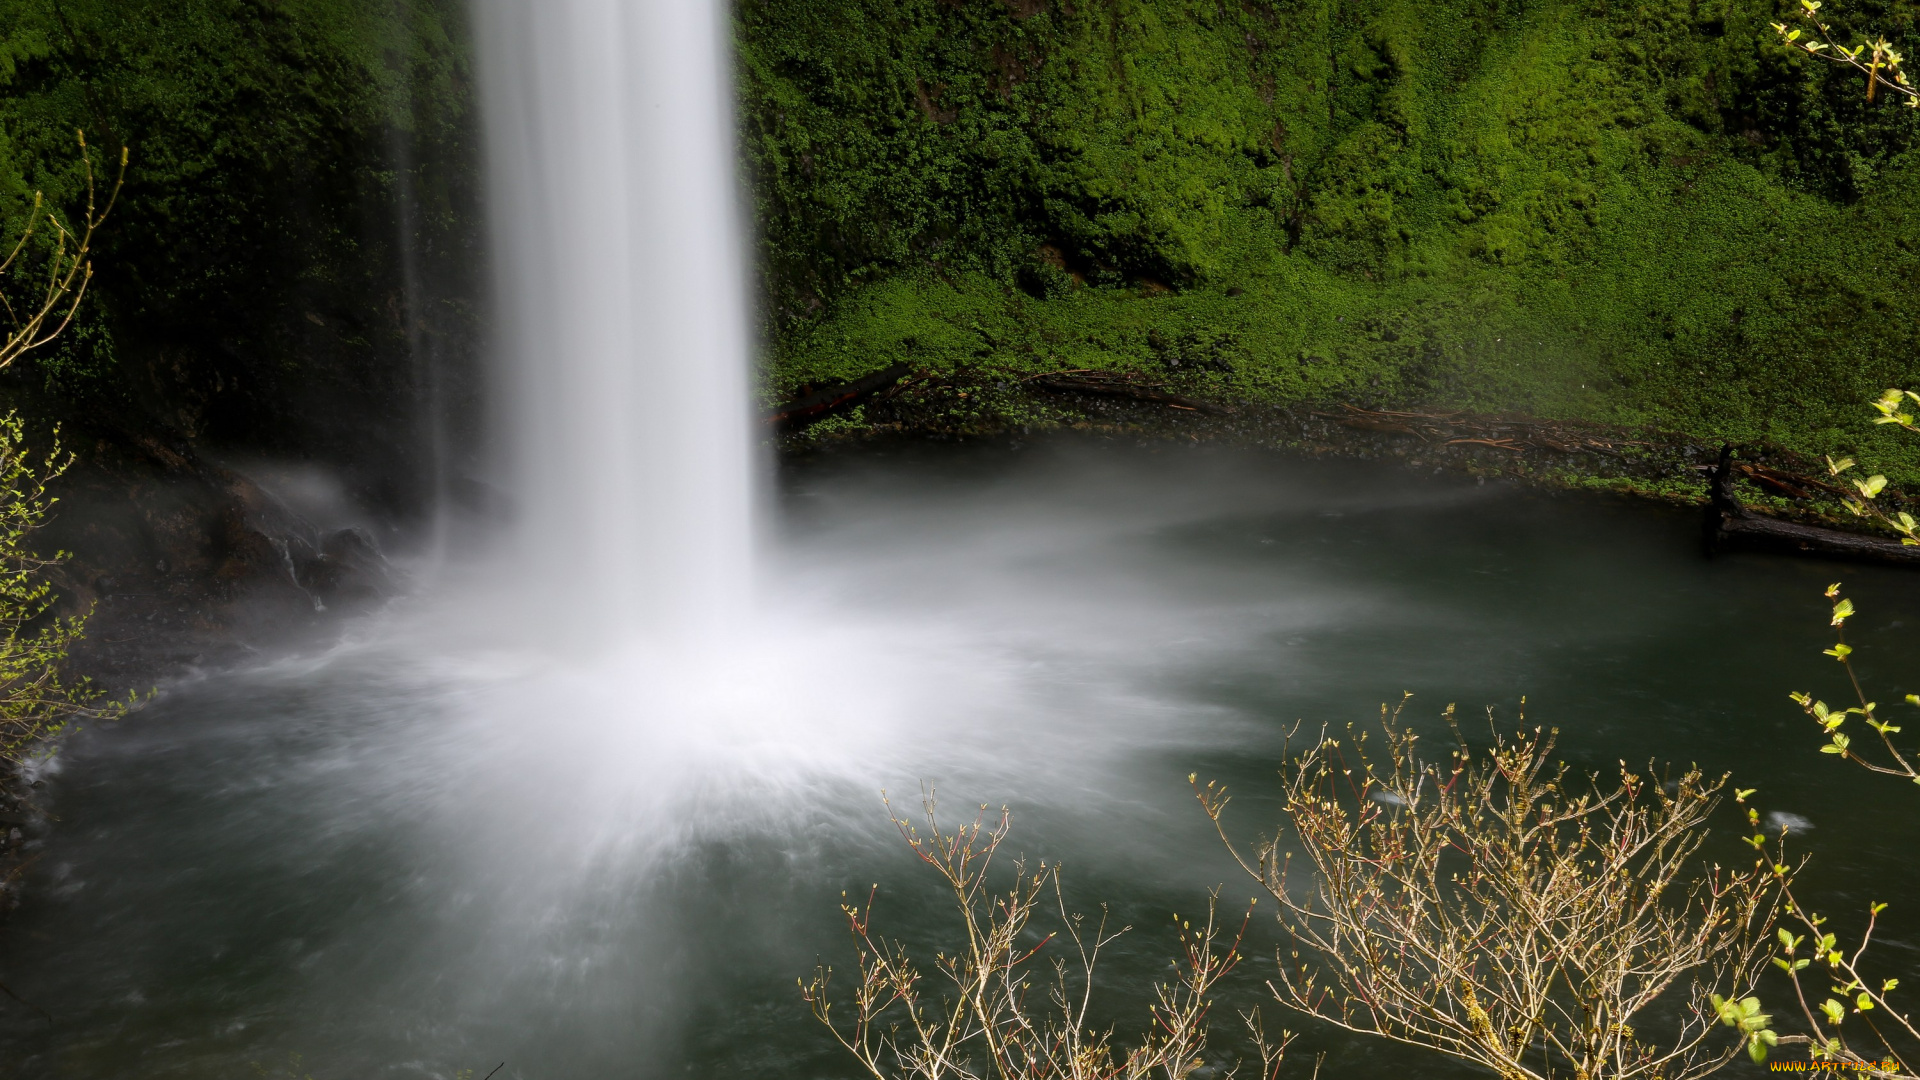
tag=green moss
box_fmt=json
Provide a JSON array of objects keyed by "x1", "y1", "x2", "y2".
[{"x1": 742, "y1": 0, "x2": 1920, "y2": 482}]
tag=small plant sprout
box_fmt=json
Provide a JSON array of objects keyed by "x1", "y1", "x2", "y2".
[{"x1": 1709, "y1": 994, "x2": 1777, "y2": 1065}]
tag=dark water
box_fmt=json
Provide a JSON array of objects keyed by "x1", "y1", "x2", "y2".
[{"x1": 2, "y1": 441, "x2": 1916, "y2": 1078}]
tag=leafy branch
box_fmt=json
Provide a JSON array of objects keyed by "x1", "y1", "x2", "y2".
[
  {"x1": 1750, "y1": 380, "x2": 1920, "y2": 1076},
  {"x1": 1775, "y1": 1, "x2": 1917, "y2": 107},
  {"x1": 0, "y1": 130, "x2": 128, "y2": 373},
  {"x1": 1791, "y1": 585, "x2": 1920, "y2": 784},
  {"x1": 1740, "y1": 788, "x2": 1916, "y2": 1077},
  {"x1": 1818, "y1": 390, "x2": 1920, "y2": 546},
  {"x1": 0, "y1": 129, "x2": 136, "y2": 764},
  {"x1": 0, "y1": 413, "x2": 140, "y2": 764}
]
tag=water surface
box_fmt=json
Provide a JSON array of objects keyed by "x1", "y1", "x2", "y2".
[{"x1": 3, "y1": 441, "x2": 1915, "y2": 1078}]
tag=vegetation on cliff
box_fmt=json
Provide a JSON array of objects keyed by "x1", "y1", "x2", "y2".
[
  {"x1": 0, "y1": 0, "x2": 474, "y2": 495},
  {"x1": 740, "y1": 0, "x2": 1920, "y2": 480},
  {"x1": 2, "y1": 0, "x2": 1908, "y2": 493}
]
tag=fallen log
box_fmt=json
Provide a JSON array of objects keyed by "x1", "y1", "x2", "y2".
[
  {"x1": 766, "y1": 363, "x2": 915, "y2": 431},
  {"x1": 1027, "y1": 373, "x2": 1234, "y2": 416},
  {"x1": 1706, "y1": 447, "x2": 1920, "y2": 567}
]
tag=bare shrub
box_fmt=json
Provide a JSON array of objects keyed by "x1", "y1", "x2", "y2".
[
  {"x1": 1197, "y1": 700, "x2": 1783, "y2": 1079},
  {"x1": 802, "y1": 792, "x2": 1286, "y2": 1080}
]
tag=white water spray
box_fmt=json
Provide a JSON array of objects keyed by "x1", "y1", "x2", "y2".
[
  {"x1": 458, "y1": 0, "x2": 1267, "y2": 850},
  {"x1": 477, "y1": 0, "x2": 754, "y2": 643}
]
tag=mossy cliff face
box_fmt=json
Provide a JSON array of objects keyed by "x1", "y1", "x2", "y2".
[
  {"x1": 0, "y1": 0, "x2": 474, "y2": 512},
  {"x1": 1, "y1": 1, "x2": 1913, "y2": 497},
  {"x1": 740, "y1": 0, "x2": 1920, "y2": 477}
]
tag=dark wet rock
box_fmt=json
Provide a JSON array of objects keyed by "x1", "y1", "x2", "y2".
[
  {"x1": 38, "y1": 426, "x2": 397, "y2": 685},
  {"x1": 295, "y1": 527, "x2": 395, "y2": 612}
]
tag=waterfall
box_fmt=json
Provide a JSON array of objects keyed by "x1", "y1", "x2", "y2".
[{"x1": 475, "y1": 0, "x2": 755, "y2": 642}]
